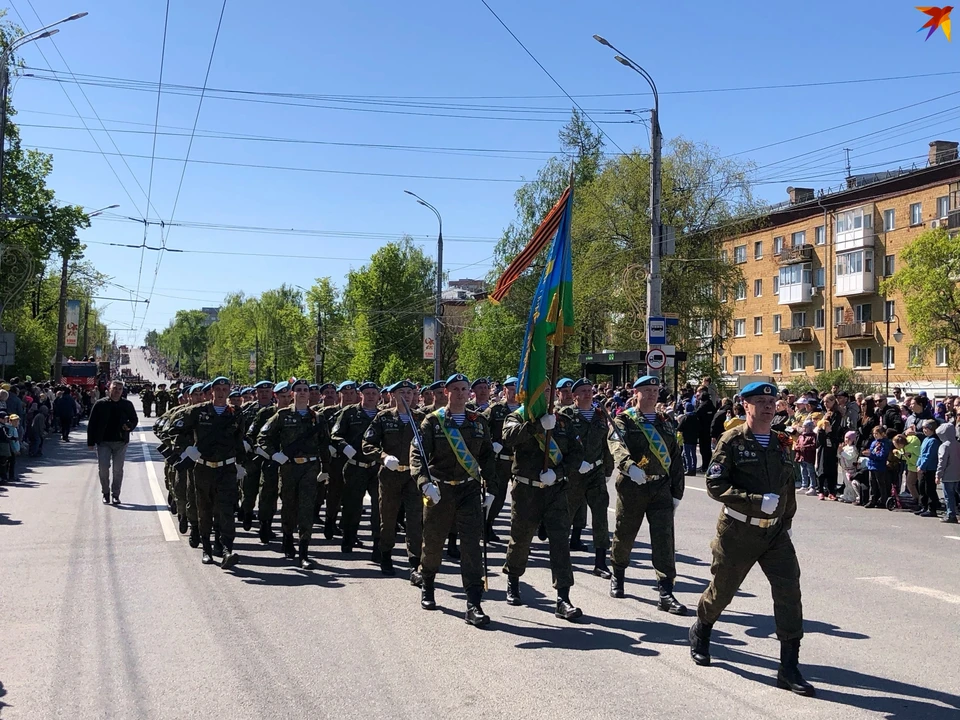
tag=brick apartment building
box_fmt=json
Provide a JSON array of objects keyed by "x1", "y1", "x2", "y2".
[{"x1": 716, "y1": 139, "x2": 960, "y2": 394}]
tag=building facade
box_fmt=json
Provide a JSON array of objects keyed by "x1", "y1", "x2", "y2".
[{"x1": 716, "y1": 140, "x2": 960, "y2": 393}]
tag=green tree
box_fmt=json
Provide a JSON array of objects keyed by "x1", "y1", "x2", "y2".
[{"x1": 456, "y1": 301, "x2": 526, "y2": 381}]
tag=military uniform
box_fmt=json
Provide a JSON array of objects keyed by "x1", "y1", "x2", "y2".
[
  {"x1": 239, "y1": 380, "x2": 276, "y2": 532},
  {"x1": 141, "y1": 387, "x2": 154, "y2": 418},
  {"x1": 482, "y1": 396, "x2": 517, "y2": 542},
  {"x1": 317, "y1": 403, "x2": 345, "y2": 537},
  {"x1": 155, "y1": 386, "x2": 170, "y2": 416},
  {"x1": 607, "y1": 376, "x2": 686, "y2": 613},
  {"x1": 157, "y1": 387, "x2": 202, "y2": 544},
  {"x1": 248, "y1": 401, "x2": 281, "y2": 541}
]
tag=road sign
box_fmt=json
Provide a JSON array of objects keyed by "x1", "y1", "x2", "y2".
[
  {"x1": 647, "y1": 317, "x2": 667, "y2": 344},
  {"x1": 646, "y1": 348, "x2": 666, "y2": 370},
  {"x1": 648, "y1": 344, "x2": 676, "y2": 355}
]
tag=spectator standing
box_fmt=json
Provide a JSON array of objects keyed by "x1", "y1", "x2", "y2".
[
  {"x1": 838, "y1": 431, "x2": 862, "y2": 504},
  {"x1": 837, "y1": 391, "x2": 859, "y2": 433},
  {"x1": 864, "y1": 426, "x2": 891, "y2": 508},
  {"x1": 917, "y1": 420, "x2": 941, "y2": 518},
  {"x1": 6, "y1": 387, "x2": 24, "y2": 418},
  {"x1": 902, "y1": 427, "x2": 922, "y2": 501},
  {"x1": 935, "y1": 422, "x2": 959, "y2": 524},
  {"x1": 816, "y1": 394, "x2": 843, "y2": 501},
  {"x1": 0, "y1": 412, "x2": 11, "y2": 481},
  {"x1": 794, "y1": 420, "x2": 817, "y2": 494},
  {"x1": 53, "y1": 388, "x2": 77, "y2": 441},
  {"x1": 676, "y1": 401, "x2": 700, "y2": 476},
  {"x1": 29, "y1": 405, "x2": 46, "y2": 456},
  {"x1": 87, "y1": 380, "x2": 139, "y2": 505},
  {"x1": 875, "y1": 394, "x2": 904, "y2": 434},
  {"x1": 695, "y1": 390, "x2": 716, "y2": 472}
]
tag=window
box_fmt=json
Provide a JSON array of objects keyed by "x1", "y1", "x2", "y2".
[
  {"x1": 791, "y1": 230, "x2": 806, "y2": 247},
  {"x1": 791, "y1": 311, "x2": 807, "y2": 328},
  {"x1": 855, "y1": 303, "x2": 873, "y2": 322},
  {"x1": 754, "y1": 316, "x2": 763, "y2": 335},
  {"x1": 693, "y1": 318, "x2": 712, "y2": 338},
  {"x1": 883, "y1": 209, "x2": 895, "y2": 231},
  {"x1": 791, "y1": 352, "x2": 806, "y2": 371},
  {"x1": 754, "y1": 241, "x2": 763, "y2": 259},
  {"x1": 721, "y1": 249, "x2": 729, "y2": 263},
  {"x1": 938, "y1": 195, "x2": 949, "y2": 218},
  {"x1": 735, "y1": 282, "x2": 747, "y2": 301},
  {"x1": 814, "y1": 350, "x2": 824, "y2": 370},
  {"x1": 773, "y1": 276, "x2": 780, "y2": 295},
  {"x1": 734, "y1": 319, "x2": 746, "y2": 337},
  {"x1": 754, "y1": 279, "x2": 762, "y2": 297},
  {"x1": 814, "y1": 267, "x2": 825, "y2": 287},
  {"x1": 773, "y1": 236, "x2": 784, "y2": 254},
  {"x1": 734, "y1": 355, "x2": 746, "y2": 373},
  {"x1": 833, "y1": 349, "x2": 844, "y2": 368},
  {"x1": 720, "y1": 356, "x2": 728, "y2": 373},
  {"x1": 836, "y1": 249, "x2": 873, "y2": 276},
  {"x1": 772, "y1": 353, "x2": 782, "y2": 372},
  {"x1": 937, "y1": 346, "x2": 950, "y2": 366},
  {"x1": 854, "y1": 347, "x2": 872, "y2": 369},
  {"x1": 883, "y1": 254, "x2": 895, "y2": 277},
  {"x1": 883, "y1": 347, "x2": 895, "y2": 369},
  {"x1": 815, "y1": 225, "x2": 825, "y2": 245},
  {"x1": 884, "y1": 300, "x2": 895, "y2": 322},
  {"x1": 721, "y1": 286, "x2": 728, "y2": 303},
  {"x1": 836, "y1": 207, "x2": 873, "y2": 234},
  {"x1": 734, "y1": 245, "x2": 747, "y2": 264},
  {"x1": 910, "y1": 202, "x2": 922, "y2": 226},
  {"x1": 773, "y1": 314, "x2": 781, "y2": 333},
  {"x1": 814, "y1": 309, "x2": 825, "y2": 328},
  {"x1": 754, "y1": 354, "x2": 763, "y2": 372},
  {"x1": 834, "y1": 307, "x2": 844, "y2": 326},
  {"x1": 720, "y1": 321, "x2": 728, "y2": 339},
  {"x1": 779, "y1": 262, "x2": 812, "y2": 287},
  {"x1": 909, "y1": 345, "x2": 923, "y2": 367}
]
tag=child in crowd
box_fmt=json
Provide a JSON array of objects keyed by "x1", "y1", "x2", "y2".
[
  {"x1": 889, "y1": 434, "x2": 908, "y2": 498},
  {"x1": 864, "y1": 425, "x2": 891, "y2": 508},
  {"x1": 903, "y1": 426, "x2": 922, "y2": 501},
  {"x1": 917, "y1": 420, "x2": 941, "y2": 517},
  {"x1": 936, "y1": 422, "x2": 959, "y2": 524},
  {"x1": 794, "y1": 419, "x2": 817, "y2": 494},
  {"x1": 838, "y1": 430, "x2": 861, "y2": 504},
  {"x1": 7, "y1": 414, "x2": 20, "y2": 482}
]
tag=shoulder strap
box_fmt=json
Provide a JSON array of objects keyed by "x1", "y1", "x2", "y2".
[{"x1": 430, "y1": 407, "x2": 480, "y2": 480}]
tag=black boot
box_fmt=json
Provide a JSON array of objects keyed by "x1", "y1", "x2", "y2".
[
  {"x1": 505, "y1": 574, "x2": 522, "y2": 606},
  {"x1": 323, "y1": 518, "x2": 335, "y2": 540},
  {"x1": 242, "y1": 510, "x2": 253, "y2": 532},
  {"x1": 299, "y1": 539, "x2": 312, "y2": 569},
  {"x1": 555, "y1": 587, "x2": 583, "y2": 621},
  {"x1": 689, "y1": 620, "x2": 713, "y2": 666},
  {"x1": 258, "y1": 521, "x2": 271, "y2": 544},
  {"x1": 221, "y1": 547, "x2": 239, "y2": 570},
  {"x1": 485, "y1": 522, "x2": 501, "y2": 544},
  {"x1": 465, "y1": 587, "x2": 490, "y2": 627},
  {"x1": 776, "y1": 639, "x2": 816, "y2": 696},
  {"x1": 610, "y1": 567, "x2": 625, "y2": 598},
  {"x1": 409, "y1": 560, "x2": 423, "y2": 587},
  {"x1": 189, "y1": 525, "x2": 200, "y2": 548},
  {"x1": 201, "y1": 540, "x2": 214, "y2": 565},
  {"x1": 283, "y1": 532, "x2": 296, "y2": 560},
  {"x1": 446, "y1": 532, "x2": 460, "y2": 560},
  {"x1": 371, "y1": 545, "x2": 382, "y2": 564},
  {"x1": 657, "y1": 577, "x2": 688, "y2": 615},
  {"x1": 178, "y1": 516, "x2": 188, "y2": 535},
  {"x1": 212, "y1": 538, "x2": 224, "y2": 557},
  {"x1": 537, "y1": 522, "x2": 547, "y2": 541},
  {"x1": 380, "y1": 550, "x2": 395, "y2": 576},
  {"x1": 569, "y1": 527, "x2": 589, "y2": 552},
  {"x1": 340, "y1": 530, "x2": 354, "y2": 554},
  {"x1": 420, "y1": 576, "x2": 437, "y2": 610},
  {"x1": 592, "y1": 547, "x2": 612, "y2": 579},
  {"x1": 167, "y1": 490, "x2": 176, "y2": 515}
]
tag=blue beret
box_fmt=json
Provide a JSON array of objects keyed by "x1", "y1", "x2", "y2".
[
  {"x1": 391, "y1": 380, "x2": 415, "y2": 391},
  {"x1": 317, "y1": 382, "x2": 335, "y2": 393},
  {"x1": 426, "y1": 380, "x2": 446, "y2": 391},
  {"x1": 633, "y1": 375, "x2": 660, "y2": 388},
  {"x1": 228, "y1": 390, "x2": 241, "y2": 398},
  {"x1": 336, "y1": 380, "x2": 357, "y2": 392},
  {"x1": 189, "y1": 383, "x2": 204, "y2": 394},
  {"x1": 503, "y1": 376, "x2": 518, "y2": 387},
  {"x1": 211, "y1": 377, "x2": 230, "y2": 388},
  {"x1": 556, "y1": 377, "x2": 574, "y2": 390},
  {"x1": 470, "y1": 377, "x2": 489, "y2": 389},
  {"x1": 308, "y1": 383, "x2": 319, "y2": 391},
  {"x1": 382, "y1": 382, "x2": 396, "y2": 393},
  {"x1": 290, "y1": 378, "x2": 310, "y2": 390},
  {"x1": 357, "y1": 381, "x2": 379, "y2": 392},
  {"x1": 240, "y1": 387, "x2": 254, "y2": 395},
  {"x1": 273, "y1": 381, "x2": 290, "y2": 393},
  {"x1": 446, "y1": 373, "x2": 469, "y2": 386},
  {"x1": 741, "y1": 381, "x2": 777, "y2": 399},
  {"x1": 571, "y1": 378, "x2": 592, "y2": 391},
  {"x1": 254, "y1": 380, "x2": 273, "y2": 389}
]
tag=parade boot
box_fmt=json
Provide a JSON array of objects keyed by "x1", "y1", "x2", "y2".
[
  {"x1": 221, "y1": 547, "x2": 239, "y2": 571},
  {"x1": 485, "y1": 521, "x2": 501, "y2": 544},
  {"x1": 212, "y1": 538, "x2": 224, "y2": 557},
  {"x1": 537, "y1": 522, "x2": 547, "y2": 541},
  {"x1": 420, "y1": 576, "x2": 437, "y2": 611},
  {"x1": 409, "y1": 561, "x2": 423, "y2": 587},
  {"x1": 371, "y1": 545, "x2": 382, "y2": 564},
  {"x1": 689, "y1": 620, "x2": 713, "y2": 666},
  {"x1": 465, "y1": 587, "x2": 491, "y2": 627},
  {"x1": 258, "y1": 521, "x2": 271, "y2": 544},
  {"x1": 776, "y1": 639, "x2": 816, "y2": 696},
  {"x1": 610, "y1": 567, "x2": 625, "y2": 598},
  {"x1": 380, "y1": 550, "x2": 395, "y2": 576},
  {"x1": 323, "y1": 518, "x2": 335, "y2": 540},
  {"x1": 283, "y1": 532, "x2": 296, "y2": 560},
  {"x1": 555, "y1": 587, "x2": 583, "y2": 621},
  {"x1": 592, "y1": 547, "x2": 612, "y2": 579},
  {"x1": 446, "y1": 532, "x2": 460, "y2": 560},
  {"x1": 242, "y1": 510, "x2": 253, "y2": 532},
  {"x1": 299, "y1": 539, "x2": 312, "y2": 570},
  {"x1": 340, "y1": 531, "x2": 353, "y2": 554},
  {"x1": 201, "y1": 539, "x2": 214, "y2": 565},
  {"x1": 505, "y1": 574, "x2": 522, "y2": 606},
  {"x1": 167, "y1": 490, "x2": 176, "y2": 515},
  {"x1": 178, "y1": 516, "x2": 188, "y2": 535},
  {"x1": 569, "y1": 527, "x2": 589, "y2": 552},
  {"x1": 188, "y1": 525, "x2": 200, "y2": 548},
  {"x1": 657, "y1": 577, "x2": 689, "y2": 616}
]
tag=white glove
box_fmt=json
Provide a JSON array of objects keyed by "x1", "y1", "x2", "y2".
[
  {"x1": 255, "y1": 446, "x2": 270, "y2": 459},
  {"x1": 578, "y1": 460, "x2": 592, "y2": 475},
  {"x1": 484, "y1": 492, "x2": 494, "y2": 511},
  {"x1": 182, "y1": 445, "x2": 201, "y2": 462},
  {"x1": 242, "y1": 439, "x2": 252, "y2": 453},
  {"x1": 422, "y1": 482, "x2": 441, "y2": 504},
  {"x1": 787, "y1": 528, "x2": 793, "y2": 539},
  {"x1": 328, "y1": 444, "x2": 338, "y2": 458},
  {"x1": 627, "y1": 464, "x2": 647, "y2": 484},
  {"x1": 342, "y1": 444, "x2": 357, "y2": 460},
  {"x1": 318, "y1": 472, "x2": 330, "y2": 484},
  {"x1": 539, "y1": 414, "x2": 556, "y2": 431},
  {"x1": 672, "y1": 497, "x2": 680, "y2": 509},
  {"x1": 492, "y1": 441, "x2": 504, "y2": 454},
  {"x1": 761, "y1": 493, "x2": 780, "y2": 515},
  {"x1": 272, "y1": 451, "x2": 289, "y2": 465},
  {"x1": 539, "y1": 468, "x2": 557, "y2": 486},
  {"x1": 384, "y1": 455, "x2": 400, "y2": 471},
  {"x1": 236, "y1": 465, "x2": 246, "y2": 480}
]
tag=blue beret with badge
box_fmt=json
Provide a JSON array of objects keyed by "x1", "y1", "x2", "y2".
[
  {"x1": 391, "y1": 380, "x2": 415, "y2": 391},
  {"x1": 571, "y1": 377, "x2": 592, "y2": 391},
  {"x1": 273, "y1": 381, "x2": 290, "y2": 393},
  {"x1": 290, "y1": 378, "x2": 310, "y2": 391},
  {"x1": 254, "y1": 380, "x2": 273, "y2": 389},
  {"x1": 426, "y1": 380, "x2": 446, "y2": 391},
  {"x1": 201, "y1": 382, "x2": 212, "y2": 392},
  {"x1": 189, "y1": 383, "x2": 204, "y2": 395},
  {"x1": 445, "y1": 373, "x2": 469, "y2": 386},
  {"x1": 741, "y1": 381, "x2": 777, "y2": 399},
  {"x1": 556, "y1": 377, "x2": 574, "y2": 390},
  {"x1": 503, "y1": 376, "x2": 518, "y2": 387},
  {"x1": 633, "y1": 375, "x2": 660, "y2": 388},
  {"x1": 336, "y1": 380, "x2": 357, "y2": 392},
  {"x1": 211, "y1": 377, "x2": 230, "y2": 388},
  {"x1": 228, "y1": 389, "x2": 241, "y2": 398},
  {"x1": 308, "y1": 383, "x2": 319, "y2": 391},
  {"x1": 240, "y1": 387, "x2": 254, "y2": 395},
  {"x1": 470, "y1": 377, "x2": 489, "y2": 389},
  {"x1": 318, "y1": 382, "x2": 335, "y2": 393},
  {"x1": 357, "y1": 381, "x2": 379, "y2": 392}
]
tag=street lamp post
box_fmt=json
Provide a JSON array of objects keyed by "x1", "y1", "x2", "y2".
[
  {"x1": 884, "y1": 312, "x2": 903, "y2": 397},
  {"x1": 593, "y1": 35, "x2": 662, "y2": 356},
  {"x1": 404, "y1": 190, "x2": 443, "y2": 381}
]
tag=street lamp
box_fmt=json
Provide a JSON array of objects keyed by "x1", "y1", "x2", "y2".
[
  {"x1": 884, "y1": 311, "x2": 903, "y2": 396},
  {"x1": 593, "y1": 35, "x2": 663, "y2": 358},
  {"x1": 404, "y1": 189, "x2": 443, "y2": 381},
  {"x1": 0, "y1": 12, "x2": 88, "y2": 213}
]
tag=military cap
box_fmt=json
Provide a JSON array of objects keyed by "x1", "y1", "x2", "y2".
[
  {"x1": 571, "y1": 378, "x2": 593, "y2": 391},
  {"x1": 254, "y1": 380, "x2": 273, "y2": 389},
  {"x1": 633, "y1": 375, "x2": 660, "y2": 388},
  {"x1": 308, "y1": 383, "x2": 319, "y2": 391},
  {"x1": 382, "y1": 382, "x2": 396, "y2": 393},
  {"x1": 273, "y1": 380, "x2": 290, "y2": 393},
  {"x1": 290, "y1": 378, "x2": 310, "y2": 390},
  {"x1": 556, "y1": 377, "x2": 574, "y2": 390},
  {"x1": 317, "y1": 382, "x2": 335, "y2": 393},
  {"x1": 201, "y1": 382, "x2": 213, "y2": 392},
  {"x1": 228, "y1": 390, "x2": 241, "y2": 398},
  {"x1": 240, "y1": 387, "x2": 254, "y2": 396},
  {"x1": 445, "y1": 373, "x2": 469, "y2": 386},
  {"x1": 157, "y1": 383, "x2": 166, "y2": 388},
  {"x1": 503, "y1": 376, "x2": 518, "y2": 387},
  {"x1": 357, "y1": 381, "x2": 379, "y2": 392},
  {"x1": 211, "y1": 377, "x2": 230, "y2": 388},
  {"x1": 336, "y1": 380, "x2": 357, "y2": 392},
  {"x1": 470, "y1": 377, "x2": 489, "y2": 389},
  {"x1": 426, "y1": 380, "x2": 446, "y2": 391},
  {"x1": 189, "y1": 383, "x2": 204, "y2": 395},
  {"x1": 391, "y1": 380, "x2": 416, "y2": 391},
  {"x1": 741, "y1": 381, "x2": 777, "y2": 399}
]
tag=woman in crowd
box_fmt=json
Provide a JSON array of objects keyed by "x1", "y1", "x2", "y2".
[{"x1": 816, "y1": 394, "x2": 843, "y2": 501}]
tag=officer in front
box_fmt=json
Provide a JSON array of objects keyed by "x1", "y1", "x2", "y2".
[{"x1": 689, "y1": 381, "x2": 814, "y2": 697}]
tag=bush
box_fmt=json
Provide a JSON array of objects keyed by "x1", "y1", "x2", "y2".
[{"x1": 780, "y1": 367, "x2": 879, "y2": 397}]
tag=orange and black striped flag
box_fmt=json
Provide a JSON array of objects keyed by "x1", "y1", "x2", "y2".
[{"x1": 489, "y1": 186, "x2": 570, "y2": 304}]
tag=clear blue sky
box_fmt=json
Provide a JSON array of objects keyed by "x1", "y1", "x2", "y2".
[{"x1": 8, "y1": 0, "x2": 958, "y2": 345}]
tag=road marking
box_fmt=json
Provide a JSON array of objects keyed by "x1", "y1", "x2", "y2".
[
  {"x1": 947, "y1": 536, "x2": 960, "y2": 541},
  {"x1": 138, "y1": 432, "x2": 179, "y2": 542},
  {"x1": 857, "y1": 576, "x2": 960, "y2": 605}
]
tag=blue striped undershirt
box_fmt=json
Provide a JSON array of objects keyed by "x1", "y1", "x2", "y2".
[
  {"x1": 754, "y1": 434, "x2": 770, "y2": 448},
  {"x1": 581, "y1": 409, "x2": 595, "y2": 422},
  {"x1": 643, "y1": 413, "x2": 657, "y2": 423},
  {"x1": 452, "y1": 413, "x2": 466, "y2": 425},
  {"x1": 213, "y1": 405, "x2": 226, "y2": 415},
  {"x1": 363, "y1": 409, "x2": 377, "y2": 418},
  {"x1": 399, "y1": 414, "x2": 410, "y2": 423}
]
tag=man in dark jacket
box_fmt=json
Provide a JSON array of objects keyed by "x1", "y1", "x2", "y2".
[
  {"x1": 875, "y1": 394, "x2": 904, "y2": 433},
  {"x1": 695, "y1": 391, "x2": 717, "y2": 473},
  {"x1": 53, "y1": 388, "x2": 78, "y2": 442},
  {"x1": 87, "y1": 380, "x2": 139, "y2": 504}
]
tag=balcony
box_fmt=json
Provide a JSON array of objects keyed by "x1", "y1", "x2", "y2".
[
  {"x1": 948, "y1": 208, "x2": 960, "y2": 230},
  {"x1": 777, "y1": 245, "x2": 814, "y2": 264},
  {"x1": 836, "y1": 321, "x2": 875, "y2": 339},
  {"x1": 835, "y1": 271, "x2": 875, "y2": 297},
  {"x1": 778, "y1": 281, "x2": 812, "y2": 305},
  {"x1": 779, "y1": 327, "x2": 813, "y2": 344}
]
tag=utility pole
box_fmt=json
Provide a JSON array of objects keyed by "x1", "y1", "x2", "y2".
[
  {"x1": 404, "y1": 190, "x2": 443, "y2": 381},
  {"x1": 82, "y1": 300, "x2": 90, "y2": 357},
  {"x1": 52, "y1": 251, "x2": 69, "y2": 381},
  {"x1": 255, "y1": 332, "x2": 260, "y2": 380},
  {"x1": 315, "y1": 310, "x2": 324, "y2": 383}
]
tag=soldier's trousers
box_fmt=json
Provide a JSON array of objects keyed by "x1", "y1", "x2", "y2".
[
  {"x1": 280, "y1": 461, "x2": 319, "y2": 542},
  {"x1": 240, "y1": 457, "x2": 262, "y2": 514},
  {"x1": 697, "y1": 514, "x2": 803, "y2": 641},
  {"x1": 258, "y1": 461, "x2": 280, "y2": 527},
  {"x1": 194, "y1": 465, "x2": 239, "y2": 551},
  {"x1": 379, "y1": 469, "x2": 422, "y2": 563},
  {"x1": 485, "y1": 457, "x2": 512, "y2": 529},
  {"x1": 143, "y1": 402, "x2": 152, "y2": 417},
  {"x1": 163, "y1": 461, "x2": 175, "y2": 495},
  {"x1": 610, "y1": 475, "x2": 676, "y2": 579},
  {"x1": 421, "y1": 480, "x2": 484, "y2": 592},
  {"x1": 572, "y1": 500, "x2": 588, "y2": 531},
  {"x1": 318, "y1": 456, "x2": 346, "y2": 527},
  {"x1": 341, "y1": 463, "x2": 380, "y2": 545},
  {"x1": 503, "y1": 480, "x2": 574, "y2": 590},
  {"x1": 567, "y1": 468, "x2": 610, "y2": 549},
  {"x1": 174, "y1": 464, "x2": 197, "y2": 525}
]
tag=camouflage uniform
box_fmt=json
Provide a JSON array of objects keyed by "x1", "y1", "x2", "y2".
[
  {"x1": 155, "y1": 403, "x2": 198, "y2": 537},
  {"x1": 560, "y1": 404, "x2": 613, "y2": 550},
  {"x1": 331, "y1": 404, "x2": 381, "y2": 553},
  {"x1": 482, "y1": 400, "x2": 517, "y2": 539},
  {"x1": 239, "y1": 401, "x2": 272, "y2": 522},
  {"x1": 247, "y1": 404, "x2": 279, "y2": 540},
  {"x1": 315, "y1": 404, "x2": 345, "y2": 537}
]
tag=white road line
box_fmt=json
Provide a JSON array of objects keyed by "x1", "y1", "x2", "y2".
[
  {"x1": 946, "y1": 535, "x2": 960, "y2": 541},
  {"x1": 857, "y1": 576, "x2": 960, "y2": 605},
  {"x1": 138, "y1": 432, "x2": 179, "y2": 542}
]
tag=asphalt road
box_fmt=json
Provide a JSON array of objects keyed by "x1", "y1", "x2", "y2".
[
  {"x1": 124, "y1": 347, "x2": 172, "y2": 390},
  {"x1": 1, "y1": 422, "x2": 958, "y2": 719}
]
